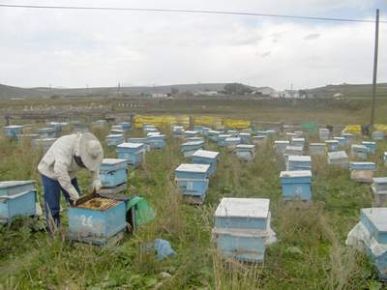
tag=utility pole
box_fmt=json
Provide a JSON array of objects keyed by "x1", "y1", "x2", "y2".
[{"x1": 370, "y1": 9, "x2": 379, "y2": 127}]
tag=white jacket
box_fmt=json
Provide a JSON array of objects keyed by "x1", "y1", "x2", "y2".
[{"x1": 38, "y1": 133, "x2": 100, "y2": 200}]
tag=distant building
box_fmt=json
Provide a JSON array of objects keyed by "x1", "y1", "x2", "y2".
[
  {"x1": 194, "y1": 91, "x2": 219, "y2": 96},
  {"x1": 151, "y1": 93, "x2": 168, "y2": 98}
]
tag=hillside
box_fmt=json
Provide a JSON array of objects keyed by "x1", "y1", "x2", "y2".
[{"x1": 306, "y1": 83, "x2": 387, "y2": 98}]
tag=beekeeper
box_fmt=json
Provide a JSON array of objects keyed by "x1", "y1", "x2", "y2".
[{"x1": 38, "y1": 132, "x2": 104, "y2": 228}]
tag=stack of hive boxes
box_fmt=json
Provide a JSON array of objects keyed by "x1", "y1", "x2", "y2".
[
  {"x1": 0, "y1": 181, "x2": 37, "y2": 223},
  {"x1": 346, "y1": 208, "x2": 387, "y2": 281},
  {"x1": 99, "y1": 159, "x2": 128, "y2": 194},
  {"x1": 212, "y1": 198, "x2": 276, "y2": 263}
]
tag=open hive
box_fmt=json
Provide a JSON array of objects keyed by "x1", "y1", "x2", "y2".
[{"x1": 77, "y1": 197, "x2": 120, "y2": 210}]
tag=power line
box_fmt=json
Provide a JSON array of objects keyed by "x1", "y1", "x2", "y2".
[{"x1": 0, "y1": 3, "x2": 386, "y2": 24}]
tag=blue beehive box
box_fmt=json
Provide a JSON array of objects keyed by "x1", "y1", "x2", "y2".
[
  {"x1": 372, "y1": 131, "x2": 384, "y2": 141},
  {"x1": 325, "y1": 140, "x2": 339, "y2": 152},
  {"x1": 0, "y1": 181, "x2": 36, "y2": 222},
  {"x1": 117, "y1": 143, "x2": 145, "y2": 167},
  {"x1": 99, "y1": 158, "x2": 128, "y2": 188},
  {"x1": 346, "y1": 208, "x2": 387, "y2": 281},
  {"x1": 191, "y1": 149, "x2": 219, "y2": 176},
  {"x1": 4, "y1": 125, "x2": 24, "y2": 140},
  {"x1": 291, "y1": 137, "x2": 305, "y2": 148},
  {"x1": 126, "y1": 137, "x2": 150, "y2": 151},
  {"x1": 212, "y1": 198, "x2": 276, "y2": 263},
  {"x1": 350, "y1": 162, "x2": 376, "y2": 171},
  {"x1": 333, "y1": 136, "x2": 346, "y2": 147},
  {"x1": 287, "y1": 155, "x2": 312, "y2": 171},
  {"x1": 341, "y1": 132, "x2": 354, "y2": 145},
  {"x1": 235, "y1": 144, "x2": 255, "y2": 161},
  {"x1": 239, "y1": 132, "x2": 251, "y2": 144},
  {"x1": 274, "y1": 140, "x2": 290, "y2": 155},
  {"x1": 208, "y1": 130, "x2": 221, "y2": 142},
  {"x1": 202, "y1": 127, "x2": 210, "y2": 136},
  {"x1": 184, "y1": 130, "x2": 199, "y2": 138},
  {"x1": 362, "y1": 141, "x2": 377, "y2": 154},
  {"x1": 32, "y1": 138, "x2": 57, "y2": 152},
  {"x1": 351, "y1": 144, "x2": 369, "y2": 160},
  {"x1": 68, "y1": 198, "x2": 127, "y2": 244},
  {"x1": 224, "y1": 137, "x2": 241, "y2": 149},
  {"x1": 119, "y1": 122, "x2": 131, "y2": 131},
  {"x1": 172, "y1": 125, "x2": 184, "y2": 137},
  {"x1": 181, "y1": 141, "x2": 204, "y2": 158},
  {"x1": 280, "y1": 170, "x2": 312, "y2": 201},
  {"x1": 175, "y1": 164, "x2": 210, "y2": 200},
  {"x1": 106, "y1": 134, "x2": 125, "y2": 146},
  {"x1": 217, "y1": 134, "x2": 232, "y2": 147},
  {"x1": 38, "y1": 127, "x2": 57, "y2": 138},
  {"x1": 309, "y1": 143, "x2": 327, "y2": 156},
  {"x1": 146, "y1": 134, "x2": 166, "y2": 149}
]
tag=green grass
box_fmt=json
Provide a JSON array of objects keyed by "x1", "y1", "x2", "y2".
[{"x1": 0, "y1": 124, "x2": 387, "y2": 289}]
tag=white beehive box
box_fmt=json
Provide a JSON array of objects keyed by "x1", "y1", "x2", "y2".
[
  {"x1": 328, "y1": 151, "x2": 349, "y2": 168},
  {"x1": 235, "y1": 144, "x2": 255, "y2": 161},
  {"x1": 286, "y1": 155, "x2": 312, "y2": 171},
  {"x1": 274, "y1": 140, "x2": 290, "y2": 155},
  {"x1": 212, "y1": 198, "x2": 276, "y2": 263},
  {"x1": 309, "y1": 143, "x2": 327, "y2": 156},
  {"x1": 284, "y1": 145, "x2": 304, "y2": 157},
  {"x1": 319, "y1": 128, "x2": 330, "y2": 141},
  {"x1": 372, "y1": 177, "x2": 387, "y2": 206}
]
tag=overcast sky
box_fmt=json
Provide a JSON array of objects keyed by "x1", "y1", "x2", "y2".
[{"x1": 0, "y1": 0, "x2": 386, "y2": 90}]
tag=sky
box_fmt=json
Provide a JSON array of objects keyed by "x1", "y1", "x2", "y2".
[{"x1": 0, "y1": 0, "x2": 386, "y2": 90}]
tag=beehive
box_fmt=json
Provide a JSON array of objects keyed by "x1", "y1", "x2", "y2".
[
  {"x1": 235, "y1": 144, "x2": 255, "y2": 161},
  {"x1": 284, "y1": 145, "x2": 304, "y2": 157},
  {"x1": 67, "y1": 198, "x2": 127, "y2": 245},
  {"x1": 309, "y1": 143, "x2": 327, "y2": 156},
  {"x1": 146, "y1": 134, "x2": 166, "y2": 149},
  {"x1": 362, "y1": 141, "x2": 377, "y2": 154},
  {"x1": 350, "y1": 162, "x2": 376, "y2": 183},
  {"x1": 175, "y1": 164, "x2": 210, "y2": 202},
  {"x1": 116, "y1": 143, "x2": 145, "y2": 167},
  {"x1": 181, "y1": 140, "x2": 204, "y2": 158},
  {"x1": 325, "y1": 140, "x2": 339, "y2": 152},
  {"x1": 328, "y1": 151, "x2": 349, "y2": 168},
  {"x1": 280, "y1": 170, "x2": 312, "y2": 201},
  {"x1": 217, "y1": 134, "x2": 232, "y2": 147},
  {"x1": 143, "y1": 124, "x2": 158, "y2": 134},
  {"x1": 111, "y1": 125, "x2": 125, "y2": 135},
  {"x1": 372, "y1": 178, "x2": 387, "y2": 206},
  {"x1": 172, "y1": 125, "x2": 184, "y2": 137},
  {"x1": 105, "y1": 134, "x2": 125, "y2": 146},
  {"x1": 291, "y1": 137, "x2": 305, "y2": 148},
  {"x1": 0, "y1": 181, "x2": 36, "y2": 223},
  {"x1": 32, "y1": 138, "x2": 57, "y2": 152},
  {"x1": 333, "y1": 136, "x2": 346, "y2": 147},
  {"x1": 126, "y1": 137, "x2": 150, "y2": 152},
  {"x1": 319, "y1": 128, "x2": 330, "y2": 141},
  {"x1": 185, "y1": 137, "x2": 204, "y2": 143},
  {"x1": 224, "y1": 137, "x2": 241, "y2": 149},
  {"x1": 184, "y1": 130, "x2": 199, "y2": 138},
  {"x1": 341, "y1": 132, "x2": 354, "y2": 145},
  {"x1": 193, "y1": 126, "x2": 204, "y2": 134},
  {"x1": 286, "y1": 155, "x2": 312, "y2": 171},
  {"x1": 212, "y1": 198, "x2": 276, "y2": 263},
  {"x1": 274, "y1": 140, "x2": 290, "y2": 155},
  {"x1": 346, "y1": 208, "x2": 387, "y2": 281},
  {"x1": 4, "y1": 125, "x2": 23, "y2": 140},
  {"x1": 239, "y1": 132, "x2": 251, "y2": 144},
  {"x1": 119, "y1": 122, "x2": 131, "y2": 131},
  {"x1": 351, "y1": 144, "x2": 369, "y2": 160},
  {"x1": 99, "y1": 158, "x2": 128, "y2": 189},
  {"x1": 372, "y1": 131, "x2": 384, "y2": 141},
  {"x1": 191, "y1": 149, "x2": 219, "y2": 176}
]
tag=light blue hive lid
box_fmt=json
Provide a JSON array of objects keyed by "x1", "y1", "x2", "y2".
[{"x1": 361, "y1": 208, "x2": 387, "y2": 233}]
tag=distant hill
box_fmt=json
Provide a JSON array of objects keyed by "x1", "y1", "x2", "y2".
[
  {"x1": 0, "y1": 83, "x2": 242, "y2": 99},
  {"x1": 306, "y1": 83, "x2": 387, "y2": 99}
]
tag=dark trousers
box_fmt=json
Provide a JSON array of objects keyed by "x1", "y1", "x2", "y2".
[{"x1": 41, "y1": 174, "x2": 81, "y2": 230}]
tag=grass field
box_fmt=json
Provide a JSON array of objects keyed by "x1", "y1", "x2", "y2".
[{"x1": 1, "y1": 111, "x2": 387, "y2": 289}]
